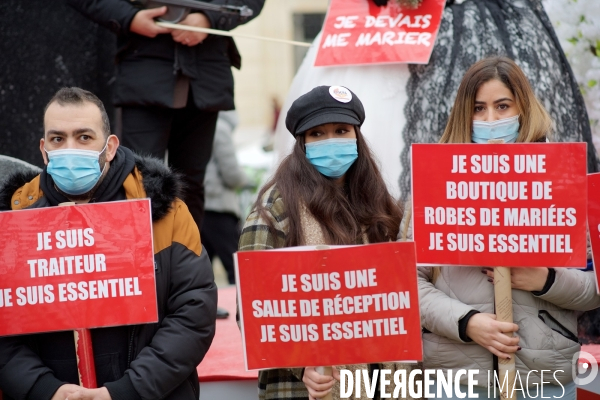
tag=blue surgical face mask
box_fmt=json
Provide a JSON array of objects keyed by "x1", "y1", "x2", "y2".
[
  {"x1": 472, "y1": 114, "x2": 520, "y2": 143},
  {"x1": 305, "y1": 138, "x2": 358, "y2": 178},
  {"x1": 45, "y1": 142, "x2": 108, "y2": 195}
]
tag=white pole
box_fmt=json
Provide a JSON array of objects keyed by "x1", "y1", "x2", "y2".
[{"x1": 156, "y1": 21, "x2": 312, "y2": 47}]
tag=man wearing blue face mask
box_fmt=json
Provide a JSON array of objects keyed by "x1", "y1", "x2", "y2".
[
  {"x1": 0, "y1": 87, "x2": 217, "y2": 400},
  {"x1": 40, "y1": 91, "x2": 119, "y2": 203}
]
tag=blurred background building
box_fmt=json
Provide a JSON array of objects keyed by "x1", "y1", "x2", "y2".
[{"x1": 230, "y1": 0, "x2": 327, "y2": 149}]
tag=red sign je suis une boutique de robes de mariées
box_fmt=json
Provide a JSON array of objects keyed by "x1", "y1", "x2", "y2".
[{"x1": 411, "y1": 143, "x2": 587, "y2": 268}]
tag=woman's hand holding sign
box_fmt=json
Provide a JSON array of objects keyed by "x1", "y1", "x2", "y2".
[
  {"x1": 482, "y1": 267, "x2": 549, "y2": 292},
  {"x1": 466, "y1": 313, "x2": 520, "y2": 359},
  {"x1": 303, "y1": 366, "x2": 340, "y2": 400}
]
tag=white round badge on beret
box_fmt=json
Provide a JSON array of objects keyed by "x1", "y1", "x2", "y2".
[{"x1": 329, "y1": 86, "x2": 352, "y2": 103}]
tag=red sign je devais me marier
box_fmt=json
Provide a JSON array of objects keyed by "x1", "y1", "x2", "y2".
[{"x1": 315, "y1": 0, "x2": 446, "y2": 67}]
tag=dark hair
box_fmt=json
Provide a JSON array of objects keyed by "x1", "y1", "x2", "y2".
[
  {"x1": 254, "y1": 127, "x2": 402, "y2": 246},
  {"x1": 440, "y1": 56, "x2": 551, "y2": 143},
  {"x1": 44, "y1": 87, "x2": 111, "y2": 138}
]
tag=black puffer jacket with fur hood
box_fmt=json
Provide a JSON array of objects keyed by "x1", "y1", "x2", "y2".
[{"x1": 0, "y1": 147, "x2": 217, "y2": 400}]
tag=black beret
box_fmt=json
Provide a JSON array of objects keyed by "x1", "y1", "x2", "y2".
[{"x1": 285, "y1": 85, "x2": 366, "y2": 136}]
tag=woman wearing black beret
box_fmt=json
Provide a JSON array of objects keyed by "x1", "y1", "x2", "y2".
[{"x1": 239, "y1": 85, "x2": 416, "y2": 400}]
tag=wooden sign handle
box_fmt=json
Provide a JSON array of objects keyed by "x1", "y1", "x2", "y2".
[
  {"x1": 74, "y1": 328, "x2": 97, "y2": 388},
  {"x1": 315, "y1": 366, "x2": 333, "y2": 400},
  {"x1": 314, "y1": 246, "x2": 333, "y2": 399},
  {"x1": 494, "y1": 266, "x2": 515, "y2": 400},
  {"x1": 486, "y1": 139, "x2": 515, "y2": 399}
]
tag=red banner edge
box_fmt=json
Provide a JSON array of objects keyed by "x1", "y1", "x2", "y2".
[
  {"x1": 314, "y1": 56, "x2": 434, "y2": 68},
  {"x1": 246, "y1": 357, "x2": 422, "y2": 372},
  {"x1": 587, "y1": 173, "x2": 600, "y2": 295},
  {"x1": 234, "y1": 252, "x2": 251, "y2": 372},
  {"x1": 586, "y1": 218, "x2": 600, "y2": 295}
]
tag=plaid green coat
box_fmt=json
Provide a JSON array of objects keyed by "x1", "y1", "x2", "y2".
[{"x1": 239, "y1": 186, "x2": 421, "y2": 400}]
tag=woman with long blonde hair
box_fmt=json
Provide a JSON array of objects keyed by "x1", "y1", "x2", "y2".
[
  {"x1": 414, "y1": 56, "x2": 600, "y2": 399},
  {"x1": 440, "y1": 56, "x2": 551, "y2": 144}
]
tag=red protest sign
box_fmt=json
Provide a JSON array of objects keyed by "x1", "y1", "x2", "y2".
[
  {"x1": 587, "y1": 173, "x2": 600, "y2": 294},
  {"x1": 411, "y1": 143, "x2": 587, "y2": 267},
  {"x1": 236, "y1": 242, "x2": 421, "y2": 370},
  {"x1": 0, "y1": 200, "x2": 157, "y2": 336},
  {"x1": 314, "y1": 0, "x2": 445, "y2": 67}
]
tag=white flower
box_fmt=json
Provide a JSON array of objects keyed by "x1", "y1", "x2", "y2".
[{"x1": 543, "y1": 0, "x2": 600, "y2": 148}]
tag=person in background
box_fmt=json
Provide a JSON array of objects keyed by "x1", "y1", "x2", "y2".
[
  {"x1": 202, "y1": 110, "x2": 254, "y2": 287},
  {"x1": 67, "y1": 0, "x2": 265, "y2": 231}
]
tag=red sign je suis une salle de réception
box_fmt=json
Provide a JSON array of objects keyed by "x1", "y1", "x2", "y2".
[
  {"x1": 0, "y1": 199, "x2": 158, "y2": 336},
  {"x1": 236, "y1": 242, "x2": 422, "y2": 370}
]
